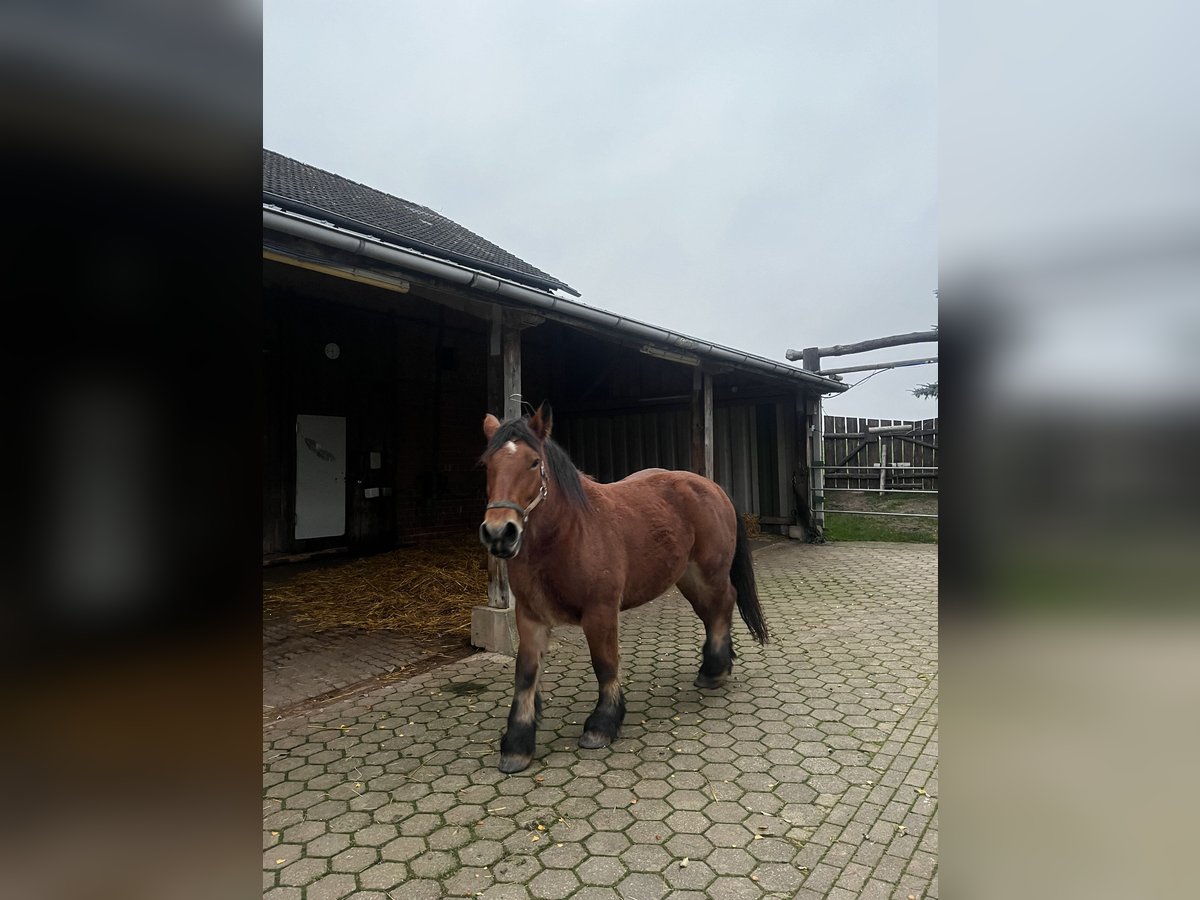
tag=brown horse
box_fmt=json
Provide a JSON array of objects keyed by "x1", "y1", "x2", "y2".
[{"x1": 479, "y1": 402, "x2": 769, "y2": 773}]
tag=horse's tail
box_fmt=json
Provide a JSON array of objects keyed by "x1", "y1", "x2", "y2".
[{"x1": 732, "y1": 516, "x2": 769, "y2": 644}]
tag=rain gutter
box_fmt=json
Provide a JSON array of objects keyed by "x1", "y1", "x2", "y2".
[{"x1": 263, "y1": 206, "x2": 846, "y2": 393}]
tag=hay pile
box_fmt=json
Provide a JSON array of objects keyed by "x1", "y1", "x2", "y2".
[
  {"x1": 263, "y1": 535, "x2": 489, "y2": 639},
  {"x1": 741, "y1": 513, "x2": 762, "y2": 538}
]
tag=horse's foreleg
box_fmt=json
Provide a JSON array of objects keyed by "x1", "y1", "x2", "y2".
[
  {"x1": 579, "y1": 610, "x2": 625, "y2": 749},
  {"x1": 499, "y1": 611, "x2": 549, "y2": 773}
]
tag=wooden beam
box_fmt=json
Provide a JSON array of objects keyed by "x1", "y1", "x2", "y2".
[
  {"x1": 503, "y1": 309, "x2": 546, "y2": 330},
  {"x1": 837, "y1": 439, "x2": 871, "y2": 467},
  {"x1": 786, "y1": 329, "x2": 938, "y2": 361},
  {"x1": 263, "y1": 248, "x2": 411, "y2": 294},
  {"x1": 819, "y1": 356, "x2": 938, "y2": 377},
  {"x1": 894, "y1": 434, "x2": 938, "y2": 451}
]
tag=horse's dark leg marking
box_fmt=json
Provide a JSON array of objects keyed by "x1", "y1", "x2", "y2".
[
  {"x1": 677, "y1": 564, "x2": 738, "y2": 689},
  {"x1": 499, "y1": 613, "x2": 549, "y2": 773},
  {"x1": 695, "y1": 597, "x2": 735, "y2": 688},
  {"x1": 697, "y1": 627, "x2": 734, "y2": 688},
  {"x1": 579, "y1": 611, "x2": 625, "y2": 749}
]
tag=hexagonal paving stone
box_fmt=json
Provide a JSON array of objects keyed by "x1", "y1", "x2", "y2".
[
  {"x1": 357, "y1": 862, "x2": 408, "y2": 890},
  {"x1": 410, "y1": 849, "x2": 459, "y2": 879},
  {"x1": 444, "y1": 866, "x2": 494, "y2": 896},
  {"x1": 616, "y1": 871, "x2": 669, "y2": 900},
  {"x1": 705, "y1": 823, "x2": 753, "y2": 848},
  {"x1": 663, "y1": 858, "x2": 716, "y2": 891},
  {"x1": 708, "y1": 847, "x2": 756, "y2": 876},
  {"x1": 620, "y1": 842, "x2": 673, "y2": 873},
  {"x1": 706, "y1": 874, "x2": 764, "y2": 899},
  {"x1": 397, "y1": 813, "x2": 442, "y2": 837},
  {"x1": 331, "y1": 846, "x2": 377, "y2": 872},
  {"x1": 539, "y1": 840, "x2": 588, "y2": 869},
  {"x1": 577, "y1": 855, "x2": 626, "y2": 886},
  {"x1": 664, "y1": 810, "x2": 709, "y2": 835},
  {"x1": 305, "y1": 873, "x2": 356, "y2": 900},
  {"x1": 705, "y1": 801, "x2": 750, "y2": 824},
  {"x1": 278, "y1": 857, "x2": 327, "y2": 887},
  {"x1": 353, "y1": 823, "x2": 397, "y2": 847},
  {"x1": 491, "y1": 853, "x2": 542, "y2": 883},
  {"x1": 380, "y1": 836, "x2": 427, "y2": 862},
  {"x1": 529, "y1": 867, "x2": 581, "y2": 899},
  {"x1": 663, "y1": 833, "x2": 713, "y2": 860},
  {"x1": 328, "y1": 811, "x2": 372, "y2": 833},
  {"x1": 585, "y1": 830, "x2": 633, "y2": 859},
  {"x1": 304, "y1": 833, "x2": 350, "y2": 858}
]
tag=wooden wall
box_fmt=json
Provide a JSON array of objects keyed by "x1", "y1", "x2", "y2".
[
  {"x1": 263, "y1": 261, "x2": 490, "y2": 557},
  {"x1": 523, "y1": 320, "x2": 800, "y2": 527}
]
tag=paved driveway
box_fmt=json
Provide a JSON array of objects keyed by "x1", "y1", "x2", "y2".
[{"x1": 263, "y1": 541, "x2": 938, "y2": 900}]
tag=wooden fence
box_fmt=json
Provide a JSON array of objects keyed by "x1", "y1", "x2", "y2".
[{"x1": 823, "y1": 415, "x2": 938, "y2": 491}]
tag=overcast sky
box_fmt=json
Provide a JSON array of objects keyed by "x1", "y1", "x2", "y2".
[{"x1": 264, "y1": 1, "x2": 937, "y2": 420}]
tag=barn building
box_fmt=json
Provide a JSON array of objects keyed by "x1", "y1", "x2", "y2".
[{"x1": 263, "y1": 149, "x2": 846, "y2": 560}]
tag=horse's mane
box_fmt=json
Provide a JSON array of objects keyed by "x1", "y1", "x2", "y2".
[{"x1": 482, "y1": 417, "x2": 593, "y2": 512}]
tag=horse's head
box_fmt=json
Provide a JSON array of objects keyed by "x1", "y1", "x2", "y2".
[{"x1": 479, "y1": 402, "x2": 552, "y2": 559}]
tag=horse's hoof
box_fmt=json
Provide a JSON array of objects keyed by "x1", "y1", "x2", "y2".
[
  {"x1": 694, "y1": 671, "x2": 729, "y2": 689},
  {"x1": 498, "y1": 753, "x2": 533, "y2": 773},
  {"x1": 578, "y1": 730, "x2": 614, "y2": 749}
]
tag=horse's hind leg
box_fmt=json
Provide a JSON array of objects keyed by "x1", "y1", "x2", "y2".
[
  {"x1": 499, "y1": 610, "x2": 550, "y2": 773},
  {"x1": 677, "y1": 566, "x2": 736, "y2": 689},
  {"x1": 579, "y1": 608, "x2": 626, "y2": 749}
]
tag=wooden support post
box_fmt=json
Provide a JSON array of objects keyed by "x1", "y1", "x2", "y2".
[
  {"x1": 703, "y1": 373, "x2": 713, "y2": 479},
  {"x1": 691, "y1": 368, "x2": 714, "y2": 478},
  {"x1": 791, "y1": 390, "x2": 810, "y2": 540},
  {"x1": 502, "y1": 323, "x2": 522, "y2": 420},
  {"x1": 807, "y1": 394, "x2": 825, "y2": 537},
  {"x1": 484, "y1": 309, "x2": 522, "y2": 611},
  {"x1": 486, "y1": 553, "x2": 513, "y2": 610},
  {"x1": 799, "y1": 348, "x2": 825, "y2": 539},
  {"x1": 487, "y1": 307, "x2": 504, "y2": 416}
]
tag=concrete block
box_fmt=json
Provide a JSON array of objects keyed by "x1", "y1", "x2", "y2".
[
  {"x1": 787, "y1": 525, "x2": 806, "y2": 541},
  {"x1": 471, "y1": 605, "x2": 518, "y2": 656}
]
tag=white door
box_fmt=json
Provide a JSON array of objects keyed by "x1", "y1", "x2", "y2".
[{"x1": 295, "y1": 414, "x2": 346, "y2": 539}]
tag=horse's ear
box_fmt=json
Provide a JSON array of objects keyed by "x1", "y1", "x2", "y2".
[
  {"x1": 483, "y1": 414, "x2": 501, "y2": 440},
  {"x1": 528, "y1": 401, "x2": 553, "y2": 441}
]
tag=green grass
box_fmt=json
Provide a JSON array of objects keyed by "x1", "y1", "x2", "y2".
[{"x1": 822, "y1": 490, "x2": 938, "y2": 543}]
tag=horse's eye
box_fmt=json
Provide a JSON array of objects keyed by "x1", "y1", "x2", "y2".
[{"x1": 530, "y1": 459, "x2": 540, "y2": 469}]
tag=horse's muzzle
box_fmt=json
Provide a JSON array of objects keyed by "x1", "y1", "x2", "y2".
[{"x1": 480, "y1": 519, "x2": 522, "y2": 559}]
